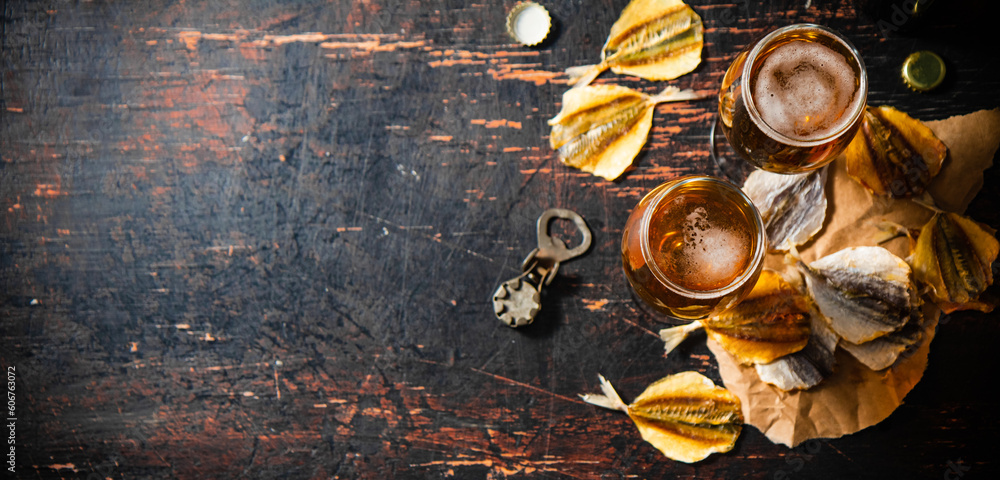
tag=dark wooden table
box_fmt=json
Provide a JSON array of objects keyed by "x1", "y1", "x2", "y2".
[{"x1": 3, "y1": 1, "x2": 1000, "y2": 478}]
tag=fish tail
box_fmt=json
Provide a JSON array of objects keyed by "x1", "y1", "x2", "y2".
[
  {"x1": 659, "y1": 320, "x2": 704, "y2": 355},
  {"x1": 873, "y1": 220, "x2": 910, "y2": 245},
  {"x1": 651, "y1": 86, "x2": 707, "y2": 103},
  {"x1": 911, "y1": 193, "x2": 943, "y2": 213},
  {"x1": 565, "y1": 63, "x2": 604, "y2": 88},
  {"x1": 784, "y1": 245, "x2": 804, "y2": 267},
  {"x1": 579, "y1": 374, "x2": 629, "y2": 413}
]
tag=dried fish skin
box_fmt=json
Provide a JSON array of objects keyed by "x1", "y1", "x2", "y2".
[
  {"x1": 845, "y1": 105, "x2": 947, "y2": 198},
  {"x1": 840, "y1": 306, "x2": 924, "y2": 370},
  {"x1": 565, "y1": 0, "x2": 703, "y2": 87},
  {"x1": 755, "y1": 315, "x2": 838, "y2": 391},
  {"x1": 630, "y1": 372, "x2": 742, "y2": 463},
  {"x1": 743, "y1": 167, "x2": 828, "y2": 252},
  {"x1": 702, "y1": 270, "x2": 811, "y2": 365},
  {"x1": 603, "y1": 0, "x2": 703, "y2": 81},
  {"x1": 548, "y1": 85, "x2": 701, "y2": 180},
  {"x1": 799, "y1": 246, "x2": 915, "y2": 344},
  {"x1": 580, "y1": 372, "x2": 742, "y2": 463},
  {"x1": 911, "y1": 212, "x2": 999, "y2": 313},
  {"x1": 548, "y1": 85, "x2": 651, "y2": 180},
  {"x1": 549, "y1": 85, "x2": 646, "y2": 150}
]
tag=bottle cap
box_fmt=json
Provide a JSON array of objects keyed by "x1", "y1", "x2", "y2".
[
  {"x1": 506, "y1": 2, "x2": 551, "y2": 47},
  {"x1": 901, "y1": 50, "x2": 946, "y2": 92}
]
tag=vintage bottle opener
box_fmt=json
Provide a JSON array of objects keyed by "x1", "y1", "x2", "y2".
[{"x1": 492, "y1": 208, "x2": 592, "y2": 327}]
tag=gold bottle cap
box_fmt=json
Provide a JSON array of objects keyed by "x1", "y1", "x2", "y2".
[
  {"x1": 901, "y1": 50, "x2": 946, "y2": 92},
  {"x1": 506, "y1": 2, "x2": 551, "y2": 47}
]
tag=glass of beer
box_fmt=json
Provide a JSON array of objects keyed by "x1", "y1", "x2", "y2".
[
  {"x1": 622, "y1": 176, "x2": 766, "y2": 320},
  {"x1": 717, "y1": 24, "x2": 867, "y2": 174}
]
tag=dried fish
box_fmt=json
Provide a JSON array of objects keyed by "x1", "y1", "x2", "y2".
[
  {"x1": 548, "y1": 85, "x2": 702, "y2": 180},
  {"x1": 840, "y1": 307, "x2": 924, "y2": 370},
  {"x1": 659, "y1": 320, "x2": 704, "y2": 355},
  {"x1": 798, "y1": 246, "x2": 916, "y2": 344},
  {"x1": 580, "y1": 372, "x2": 742, "y2": 463},
  {"x1": 659, "y1": 270, "x2": 811, "y2": 365},
  {"x1": 566, "y1": 0, "x2": 703, "y2": 87},
  {"x1": 755, "y1": 315, "x2": 838, "y2": 391},
  {"x1": 910, "y1": 211, "x2": 999, "y2": 313},
  {"x1": 872, "y1": 220, "x2": 910, "y2": 245},
  {"x1": 743, "y1": 167, "x2": 828, "y2": 252},
  {"x1": 845, "y1": 105, "x2": 947, "y2": 198},
  {"x1": 703, "y1": 270, "x2": 811, "y2": 364}
]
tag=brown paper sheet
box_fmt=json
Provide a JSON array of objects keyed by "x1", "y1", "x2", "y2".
[{"x1": 711, "y1": 108, "x2": 1000, "y2": 447}]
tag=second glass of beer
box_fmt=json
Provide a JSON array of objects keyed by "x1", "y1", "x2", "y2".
[
  {"x1": 622, "y1": 176, "x2": 766, "y2": 320},
  {"x1": 718, "y1": 24, "x2": 868, "y2": 174}
]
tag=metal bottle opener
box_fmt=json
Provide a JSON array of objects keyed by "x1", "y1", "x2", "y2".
[{"x1": 492, "y1": 208, "x2": 592, "y2": 327}]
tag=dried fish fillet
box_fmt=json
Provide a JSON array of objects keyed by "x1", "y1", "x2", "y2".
[
  {"x1": 798, "y1": 246, "x2": 915, "y2": 344},
  {"x1": 910, "y1": 211, "x2": 999, "y2": 313},
  {"x1": 566, "y1": 0, "x2": 703, "y2": 87},
  {"x1": 743, "y1": 167, "x2": 828, "y2": 252},
  {"x1": 840, "y1": 308, "x2": 924, "y2": 370},
  {"x1": 548, "y1": 85, "x2": 702, "y2": 180},
  {"x1": 755, "y1": 315, "x2": 838, "y2": 391},
  {"x1": 580, "y1": 372, "x2": 742, "y2": 463},
  {"x1": 659, "y1": 270, "x2": 811, "y2": 365},
  {"x1": 704, "y1": 270, "x2": 811, "y2": 364},
  {"x1": 845, "y1": 105, "x2": 947, "y2": 198}
]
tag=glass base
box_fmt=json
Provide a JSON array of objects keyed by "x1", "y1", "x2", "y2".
[
  {"x1": 624, "y1": 279, "x2": 695, "y2": 326},
  {"x1": 709, "y1": 115, "x2": 757, "y2": 186}
]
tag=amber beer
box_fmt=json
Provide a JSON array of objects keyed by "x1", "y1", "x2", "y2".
[
  {"x1": 719, "y1": 24, "x2": 867, "y2": 173},
  {"x1": 622, "y1": 176, "x2": 766, "y2": 319}
]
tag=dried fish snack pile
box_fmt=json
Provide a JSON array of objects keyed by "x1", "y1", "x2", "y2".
[
  {"x1": 657, "y1": 269, "x2": 840, "y2": 391},
  {"x1": 845, "y1": 105, "x2": 947, "y2": 198},
  {"x1": 548, "y1": 85, "x2": 702, "y2": 180},
  {"x1": 659, "y1": 246, "x2": 930, "y2": 390},
  {"x1": 653, "y1": 105, "x2": 998, "y2": 390},
  {"x1": 580, "y1": 372, "x2": 743, "y2": 463},
  {"x1": 797, "y1": 246, "x2": 926, "y2": 370},
  {"x1": 736, "y1": 107, "x2": 995, "y2": 378},
  {"x1": 565, "y1": 0, "x2": 704, "y2": 88},
  {"x1": 707, "y1": 109, "x2": 1000, "y2": 447}
]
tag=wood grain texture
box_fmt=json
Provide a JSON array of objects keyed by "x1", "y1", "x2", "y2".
[{"x1": 2, "y1": 0, "x2": 1000, "y2": 478}]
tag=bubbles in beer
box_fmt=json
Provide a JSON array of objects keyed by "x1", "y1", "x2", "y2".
[
  {"x1": 623, "y1": 177, "x2": 764, "y2": 318},
  {"x1": 753, "y1": 40, "x2": 858, "y2": 140},
  {"x1": 657, "y1": 204, "x2": 750, "y2": 291}
]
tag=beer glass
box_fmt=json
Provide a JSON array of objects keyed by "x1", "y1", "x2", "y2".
[
  {"x1": 622, "y1": 176, "x2": 766, "y2": 320},
  {"x1": 717, "y1": 24, "x2": 867, "y2": 174}
]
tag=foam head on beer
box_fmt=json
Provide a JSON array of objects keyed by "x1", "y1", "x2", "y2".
[
  {"x1": 668, "y1": 206, "x2": 749, "y2": 291},
  {"x1": 650, "y1": 196, "x2": 753, "y2": 292},
  {"x1": 752, "y1": 37, "x2": 862, "y2": 142}
]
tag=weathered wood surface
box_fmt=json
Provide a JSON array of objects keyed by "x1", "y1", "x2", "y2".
[{"x1": 2, "y1": 1, "x2": 999, "y2": 478}]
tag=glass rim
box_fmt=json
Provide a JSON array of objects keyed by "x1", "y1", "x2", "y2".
[
  {"x1": 741, "y1": 23, "x2": 868, "y2": 148},
  {"x1": 638, "y1": 176, "x2": 767, "y2": 300}
]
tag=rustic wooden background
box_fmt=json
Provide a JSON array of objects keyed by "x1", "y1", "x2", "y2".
[{"x1": 3, "y1": 0, "x2": 999, "y2": 478}]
